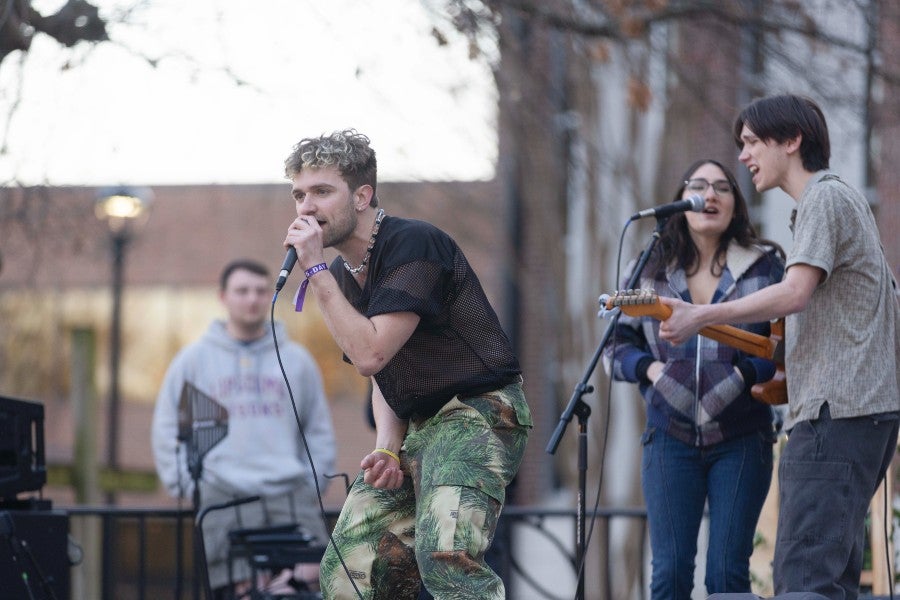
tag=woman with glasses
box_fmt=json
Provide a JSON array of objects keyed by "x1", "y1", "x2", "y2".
[{"x1": 605, "y1": 159, "x2": 785, "y2": 599}]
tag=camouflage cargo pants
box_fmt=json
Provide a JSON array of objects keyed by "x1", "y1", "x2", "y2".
[{"x1": 320, "y1": 380, "x2": 532, "y2": 600}]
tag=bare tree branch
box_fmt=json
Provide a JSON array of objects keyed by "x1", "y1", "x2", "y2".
[{"x1": 0, "y1": 0, "x2": 109, "y2": 66}]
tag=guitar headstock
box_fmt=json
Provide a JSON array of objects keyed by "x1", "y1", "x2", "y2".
[{"x1": 605, "y1": 289, "x2": 672, "y2": 320}]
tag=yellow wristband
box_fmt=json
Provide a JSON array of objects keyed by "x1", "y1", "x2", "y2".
[{"x1": 373, "y1": 448, "x2": 400, "y2": 462}]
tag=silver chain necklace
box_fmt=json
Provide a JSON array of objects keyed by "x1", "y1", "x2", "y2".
[{"x1": 343, "y1": 208, "x2": 385, "y2": 274}]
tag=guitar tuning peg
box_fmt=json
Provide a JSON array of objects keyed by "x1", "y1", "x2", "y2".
[{"x1": 598, "y1": 293, "x2": 622, "y2": 319}]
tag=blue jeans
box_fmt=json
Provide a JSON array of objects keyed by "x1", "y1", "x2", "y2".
[
  {"x1": 773, "y1": 404, "x2": 899, "y2": 600},
  {"x1": 642, "y1": 427, "x2": 774, "y2": 600}
]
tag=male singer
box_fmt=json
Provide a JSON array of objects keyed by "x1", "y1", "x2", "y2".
[{"x1": 281, "y1": 129, "x2": 532, "y2": 599}]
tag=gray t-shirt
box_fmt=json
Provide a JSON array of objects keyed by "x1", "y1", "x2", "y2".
[{"x1": 784, "y1": 171, "x2": 900, "y2": 429}]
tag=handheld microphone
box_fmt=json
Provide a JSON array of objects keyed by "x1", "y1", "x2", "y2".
[
  {"x1": 275, "y1": 247, "x2": 297, "y2": 292},
  {"x1": 630, "y1": 195, "x2": 705, "y2": 221}
]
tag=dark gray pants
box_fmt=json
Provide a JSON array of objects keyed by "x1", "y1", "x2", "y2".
[{"x1": 773, "y1": 404, "x2": 898, "y2": 600}]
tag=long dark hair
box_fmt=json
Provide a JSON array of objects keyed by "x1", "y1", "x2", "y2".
[{"x1": 648, "y1": 159, "x2": 784, "y2": 277}]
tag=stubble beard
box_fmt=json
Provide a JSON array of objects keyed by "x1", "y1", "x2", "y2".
[{"x1": 321, "y1": 201, "x2": 358, "y2": 249}]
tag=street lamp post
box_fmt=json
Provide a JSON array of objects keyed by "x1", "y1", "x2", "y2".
[{"x1": 95, "y1": 186, "x2": 152, "y2": 504}]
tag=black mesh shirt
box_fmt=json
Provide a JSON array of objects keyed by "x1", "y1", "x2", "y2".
[{"x1": 331, "y1": 216, "x2": 521, "y2": 420}]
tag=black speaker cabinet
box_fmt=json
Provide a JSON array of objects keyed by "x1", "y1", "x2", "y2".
[{"x1": 0, "y1": 510, "x2": 70, "y2": 600}]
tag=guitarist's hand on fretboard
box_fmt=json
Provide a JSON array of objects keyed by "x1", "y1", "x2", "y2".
[{"x1": 657, "y1": 296, "x2": 704, "y2": 346}]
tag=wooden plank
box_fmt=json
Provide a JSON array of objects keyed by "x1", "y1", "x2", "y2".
[{"x1": 867, "y1": 461, "x2": 893, "y2": 595}]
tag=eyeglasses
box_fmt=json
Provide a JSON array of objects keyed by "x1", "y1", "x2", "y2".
[{"x1": 684, "y1": 178, "x2": 733, "y2": 195}]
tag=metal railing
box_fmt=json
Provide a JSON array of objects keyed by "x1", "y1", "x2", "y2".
[
  {"x1": 499, "y1": 506, "x2": 648, "y2": 600},
  {"x1": 46, "y1": 504, "x2": 648, "y2": 600}
]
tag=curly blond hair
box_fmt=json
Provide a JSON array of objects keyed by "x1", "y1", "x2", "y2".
[{"x1": 284, "y1": 129, "x2": 378, "y2": 206}]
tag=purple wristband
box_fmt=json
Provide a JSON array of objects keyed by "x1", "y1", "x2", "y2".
[
  {"x1": 293, "y1": 262, "x2": 328, "y2": 312},
  {"x1": 305, "y1": 263, "x2": 328, "y2": 279}
]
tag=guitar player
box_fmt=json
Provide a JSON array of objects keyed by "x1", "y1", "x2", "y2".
[{"x1": 660, "y1": 94, "x2": 900, "y2": 600}]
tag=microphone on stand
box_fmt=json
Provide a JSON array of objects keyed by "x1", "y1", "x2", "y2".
[{"x1": 630, "y1": 195, "x2": 705, "y2": 221}]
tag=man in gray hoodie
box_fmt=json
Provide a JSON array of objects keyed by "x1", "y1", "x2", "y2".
[{"x1": 151, "y1": 258, "x2": 336, "y2": 598}]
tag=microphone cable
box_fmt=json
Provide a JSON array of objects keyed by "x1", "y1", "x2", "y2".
[{"x1": 269, "y1": 292, "x2": 364, "y2": 600}]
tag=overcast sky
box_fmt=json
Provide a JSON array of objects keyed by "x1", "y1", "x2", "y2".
[{"x1": 0, "y1": 0, "x2": 497, "y2": 186}]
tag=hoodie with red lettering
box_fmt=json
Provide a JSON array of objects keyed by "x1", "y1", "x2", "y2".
[{"x1": 151, "y1": 319, "x2": 335, "y2": 500}]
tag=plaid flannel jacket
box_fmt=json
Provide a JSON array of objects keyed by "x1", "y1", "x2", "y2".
[{"x1": 606, "y1": 242, "x2": 785, "y2": 447}]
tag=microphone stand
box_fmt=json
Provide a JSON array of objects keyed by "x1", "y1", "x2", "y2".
[
  {"x1": 546, "y1": 216, "x2": 667, "y2": 600},
  {"x1": 188, "y1": 442, "x2": 206, "y2": 600}
]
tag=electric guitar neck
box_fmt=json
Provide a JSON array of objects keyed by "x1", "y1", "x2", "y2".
[
  {"x1": 605, "y1": 289, "x2": 787, "y2": 405},
  {"x1": 605, "y1": 289, "x2": 777, "y2": 359}
]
